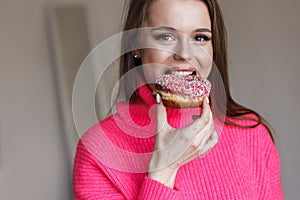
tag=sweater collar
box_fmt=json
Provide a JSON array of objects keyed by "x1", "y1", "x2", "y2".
[{"x1": 115, "y1": 83, "x2": 203, "y2": 131}]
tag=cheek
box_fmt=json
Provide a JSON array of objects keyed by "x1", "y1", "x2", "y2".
[
  {"x1": 141, "y1": 49, "x2": 171, "y2": 82},
  {"x1": 141, "y1": 49, "x2": 170, "y2": 64},
  {"x1": 142, "y1": 67, "x2": 156, "y2": 84},
  {"x1": 196, "y1": 46, "x2": 213, "y2": 78}
]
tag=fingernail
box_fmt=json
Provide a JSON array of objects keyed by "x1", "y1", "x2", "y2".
[
  {"x1": 156, "y1": 94, "x2": 161, "y2": 104},
  {"x1": 206, "y1": 97, "x2": 210, "y2": 104}
]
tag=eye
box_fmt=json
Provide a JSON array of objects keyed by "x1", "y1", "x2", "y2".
[
  {"x1": 193, "y1": 34, "x2": 210, "y2": 42},
  {"x1": 154, "y1": 34, "x2": 175, "y2": 41}
]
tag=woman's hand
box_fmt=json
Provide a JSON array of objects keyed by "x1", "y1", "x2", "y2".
[{"x1": 148, "y1": 96, "x2": 218, "y2": 188}]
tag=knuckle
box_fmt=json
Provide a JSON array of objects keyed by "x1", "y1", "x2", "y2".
[
  {"x1": 178, "y1": 134, "x2": 189, "y2": 143},
  {"x1": 203, "y1": 116, "x2": 210, "y2": 125},
  {"x1": 197, "y1": 148, "x2": 203, "y2": 155},
  {"x1": 191, "y1": 144, "x2": 198, "y2": 150}
]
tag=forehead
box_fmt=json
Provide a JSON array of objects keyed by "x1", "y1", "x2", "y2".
[{"x1": 144, "y1": 0, "x2": 211, "y2": 30}]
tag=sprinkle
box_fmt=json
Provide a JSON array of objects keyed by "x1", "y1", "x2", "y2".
[{"x1": 156, "y1": 74, "x2": 211, "y2": 97}]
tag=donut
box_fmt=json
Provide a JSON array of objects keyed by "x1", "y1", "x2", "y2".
[{"x1": 153, "y1": 73, "x2": 211, "y2": 108}]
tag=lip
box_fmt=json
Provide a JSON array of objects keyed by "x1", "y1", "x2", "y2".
[{"x1": 171, "y1": 66, "x2": 197, "y2": 72}]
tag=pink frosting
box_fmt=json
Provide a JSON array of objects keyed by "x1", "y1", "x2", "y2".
[{"x1": 156, "y1": 74, "x2": 211, "y2": 97}]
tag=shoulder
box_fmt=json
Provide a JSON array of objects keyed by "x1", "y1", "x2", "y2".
[
  {"x1": 80, "y1": 114, "x2": 118, "y2": 141},
  {"x1": 222, "y1": 114, "x2": 279, "y2": 162},
  {"x1": 221, "y1": 112, "x2": 275, "y2": 151},
  {"x1": 225, "y1": 112, "x2": 271, "y2": 137},
  {"x1": 229, "y1": 116, "x2": 273, "y2": 140},
  {"x1": 75, "y1": 114, "x2": 121, "y2": 158}
]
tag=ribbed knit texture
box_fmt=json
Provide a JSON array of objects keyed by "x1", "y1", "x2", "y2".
[{"x1": 73, "y1": 85, "x2": 283, "y2": 199}]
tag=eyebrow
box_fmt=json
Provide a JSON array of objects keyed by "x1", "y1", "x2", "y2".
[
  {"x1": 151, "y1": 26, "x2": 212, "y2": 33},
  {"x1": 193, "y1": 28, "x2": 212, "y2": 33},
  {"x1": 151, "y1": 26, "x2": 177, "y2": 32}
]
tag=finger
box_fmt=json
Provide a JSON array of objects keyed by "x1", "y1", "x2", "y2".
[
  {"x1": 186, "y1": 100, "x2": 212, "y2": 132},
  {"x1": 156, "y1": 94, "x2": 169, "y2": 132},
  {"x1": 183, "y1": 116, "x2": 209, "y2": 136},
  {"x1": 194, "y1": 120, "x2": 214, "y2": 148},
  {"x1": 202, "y1": 97, "x2": 213, "y2": 119},
  {"x1": 180, "y1": 126, "x2": 215, "y2": 165},
  {"x1": 198, "y1": 126, "x2": 214, "y2": 150},
  {"x1": 184, "y1": 106, "x2": 214, "y2": 156},
  {"x1": 171, "y1": 100, "x2": 213, "y2": 162},
  {"x1": 179, "y1": 131, "x2": 216, "y2": 166},
  {"x1": 168, "y1": 119, "x2": 216, "y2": 167},
  {"x1": 191, "y1": 97, "x2": 210, "y2": 120},
  {"x1": 199, "y1": 130, "x2": 218, "y2": 155}
]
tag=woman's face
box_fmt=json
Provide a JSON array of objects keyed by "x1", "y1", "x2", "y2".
[{"x1": 140, "y1": 0, "x2": 213, "y2": 84}]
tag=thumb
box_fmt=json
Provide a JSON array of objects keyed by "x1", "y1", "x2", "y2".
[{"x1": 156, "y1": 94, "x2": 168, "y2": 132}]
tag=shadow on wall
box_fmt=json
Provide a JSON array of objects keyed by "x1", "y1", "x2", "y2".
[{"x1": 47, "y1": 3, "x2": 90, "y2": 166}]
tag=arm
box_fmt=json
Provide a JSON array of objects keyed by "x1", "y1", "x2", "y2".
[
  {"x1": 73, "y1": 140, "x2": 182, "y2": 200},
  {"x1": 258, "y1": 127, "x2": 284, "y2": 199},
  {"x1": 73, "y1": 140, "x2": 125, "y2": 200},
  {"x1": 266, "y1": 147, "x2": 284, "y2": 199},
  {"x1": 137, "y1": 176, "x2": 182, "y2": 199}
]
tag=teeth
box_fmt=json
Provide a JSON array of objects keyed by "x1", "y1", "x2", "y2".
[{"x1": 171, "y1": 71, "x2": 194, "y2": 76}]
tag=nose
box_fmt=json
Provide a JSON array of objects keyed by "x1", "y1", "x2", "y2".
[{"x1": 173, "y1": 37, "x2": 193, "y2": 61}]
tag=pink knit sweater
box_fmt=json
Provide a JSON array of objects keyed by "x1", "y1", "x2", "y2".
[{"x1": 73, "y1": 85, "x2": 283, "y2": 199}]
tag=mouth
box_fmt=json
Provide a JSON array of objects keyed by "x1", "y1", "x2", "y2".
[{"x1": 165, "y1": 67, "x2": 197, "y2": 76}]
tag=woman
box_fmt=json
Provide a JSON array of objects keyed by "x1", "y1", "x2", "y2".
[{"x1": 73, "y1": 0, "x2": 283, "y2": 199}]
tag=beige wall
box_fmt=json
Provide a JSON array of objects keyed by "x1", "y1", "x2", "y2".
[
  {"x1": 0, "y1": 0, "x2": 124, "y2": 199},
  {"x1": 0, "y1": 0, "x2": 83, "y2": 199},
  {"x1": 221, "y1": 1, "x2": 300, "y2": 199},
  {"x1": 1, "y1": 0, "x2": 299, "y2": 199}
]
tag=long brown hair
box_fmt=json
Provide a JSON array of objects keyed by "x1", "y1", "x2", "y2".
[{"x1": 119, "y1": 0, "x2": 274, "y2": 141}]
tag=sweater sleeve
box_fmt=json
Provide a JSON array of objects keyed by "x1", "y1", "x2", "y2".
[
  {"x1": 259, "y1": 127, "x2": 284, "y2": 200},
  {"x1": 73, "y1": 140, "x2": 182, "y2": 200},
  {"x1": 137, "y1": 176, "x2": 181, "y2": 200}
]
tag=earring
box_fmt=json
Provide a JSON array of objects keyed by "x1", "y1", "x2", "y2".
[{"x1": 133, "y1": 50, "x2": 140, "y2": 59}]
